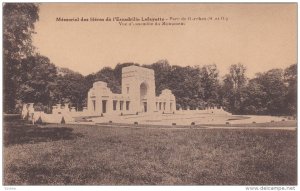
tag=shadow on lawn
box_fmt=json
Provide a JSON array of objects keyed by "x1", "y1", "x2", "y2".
[{"x1": 4, "y1": 120, "x2": 84, "y2": 146}]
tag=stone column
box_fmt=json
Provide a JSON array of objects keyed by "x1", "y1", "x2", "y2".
[
  {"x1": 87, "y1": 91, "x2": 93, "y2": 113},
  {"x1": 167, "y1": 101, "x2": 170, "y2": 112},
  {"x1": 116, "y1": 100, "x2": 120, "y2": 114},
  {"x1": 21, "y1": 104, "x2": 28, "y2": 119},
  {"x1": 28, "y1": 103, "x2": 34, "y2": 121},
  {"x1": 64, "y1": 103, "x2": 70, "y2": 113},
  {"x1": 71, "y1": 107, "x2": 76, "y2": 112},
  {"x1": 52, "y1": 105, "x2": 57, "y2": 114},
  {"x1": 83, "y1": 107, "x2": 88, "y2": 113},
  {"x1": 97, "y1": 99, "x2": 102, "y2": 115},
  {"x1": 120, "y1": 100, "x2": 124, "y2": 112},
  {"x1": 107, "y1": 98, "x2": 112, "y2": 114},
  {"x1": 56, "y1": 104, "x2": 62, "y2": 114}
]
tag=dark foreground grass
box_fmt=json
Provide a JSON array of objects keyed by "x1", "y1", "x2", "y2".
[{"x1": 4, "y1": 119, "x2": 297, "y2": 185}]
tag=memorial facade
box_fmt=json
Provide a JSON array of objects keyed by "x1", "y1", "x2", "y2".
[{"x1": 87, "y1": 65, "x2": 176, "y2": 115}]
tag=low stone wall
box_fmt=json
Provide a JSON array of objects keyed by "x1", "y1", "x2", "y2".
[
  {"x1": 177, "y1": 108, "x2": 231, "y2": 115},
  {"x1": 21, "y1": 103, "x2": 91, "y2": 124}
]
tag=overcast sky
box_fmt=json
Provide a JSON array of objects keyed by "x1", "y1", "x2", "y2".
[{"x1": 32, "y1": 3, "x2": 297, "y2": 77}]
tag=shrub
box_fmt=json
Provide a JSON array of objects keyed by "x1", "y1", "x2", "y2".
[
  {"x1": 61, "y1": 116, "x2": 66, "y2": 124},
  {"x1": 24, "y1": 112, "x2": 29, "y2": 121},
  {"x1": 36, "y1": 116, "x2": 43, "y2": 124}
]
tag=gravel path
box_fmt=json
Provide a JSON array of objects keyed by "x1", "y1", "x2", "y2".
[{"x1": 94, "y1": 123, "x2": 296, "y2": 131}]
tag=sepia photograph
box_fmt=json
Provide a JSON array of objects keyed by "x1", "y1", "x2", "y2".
[{"x1": 2, "y1": 2, "x2": 297, "y2": 188}]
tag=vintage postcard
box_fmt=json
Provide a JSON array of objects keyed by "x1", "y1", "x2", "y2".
[{"x1": 3, "y1": 3, "x2": 297, "y2": 188}]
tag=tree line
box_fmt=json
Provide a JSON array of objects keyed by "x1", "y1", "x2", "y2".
[{"x1": 3, "y1": 3, "x2": 297, "y2": 116}]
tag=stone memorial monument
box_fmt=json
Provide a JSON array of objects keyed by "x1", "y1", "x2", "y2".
[{"x1": 87, "y1": 65, "x2": 176, "y2": 115}]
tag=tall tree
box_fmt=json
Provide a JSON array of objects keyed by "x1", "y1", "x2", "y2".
[
  {"x1": 200, "y1": 64, "x2": 220, "y2": 107},
  {"x1": 17, "y1": 55, "x2": 57, "y2": 107},
  {"x1": 256, "y1": 69, "x2": 287, "y2": 115},
  {"x1": 284, "y1": 64, "x2": 297, "y2": 115},
  {"x1": 241, "y1": 68, "x2": 290, "y2": 115},
  {"x1": 54, "y1": 67, "x2": 88, "y2": 110},
  {"x1": 241, "y1": 79, "x2": 268, "y2": 114},
  {"x1": 222, "y1": 63, "x2": 247, "y2": 113},
  {"x1": 166, "y1": 65, "x2": 189, "y2": 109},
  {"x1": 145, "y1": 60, "x2": 172, "y2": 96},
  {"x1": 3, "y1": 3, "x2": 39, "y2": 113},
  {"x1": 94, "y1": 67, "x2": 121, "y2": 93}
]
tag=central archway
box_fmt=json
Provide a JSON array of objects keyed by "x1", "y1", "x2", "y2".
[{"x1": 140, "y1": 82, "x2": 148, "y2": 112}]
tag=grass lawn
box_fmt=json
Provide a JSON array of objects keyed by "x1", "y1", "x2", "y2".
[
  {"x1": 4, "y1": 119, "x2": 297, "y2": 185},
  {"x1": 201, "y1": 120, "x2": 297, "y2": 127}
]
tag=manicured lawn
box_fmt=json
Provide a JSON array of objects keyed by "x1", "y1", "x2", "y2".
[
  {"x1": 4, "y1": 119, "x2": 297, "y2": 185},
  {"x1": 202, "y1": 120, "x2": 297, "y2": 127}
]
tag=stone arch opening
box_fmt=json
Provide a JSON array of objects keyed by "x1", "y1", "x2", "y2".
[{"x1": 140, "y1": 82, "x2": 149, "y2": 112}]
